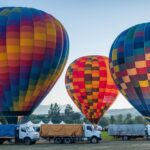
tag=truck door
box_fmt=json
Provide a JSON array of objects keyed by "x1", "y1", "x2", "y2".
[
  {"x1": 146, "y1": 125, "x2": 150, "y2": 136},
  {"x1": 85, "y1": 125, "x2": 93, "y2": 138},
  {"x1": 19, "y1": 127, "x2": 27, "y2": 139}
]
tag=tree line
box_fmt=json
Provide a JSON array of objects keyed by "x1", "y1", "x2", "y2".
[
  {"x1": 15, "y1": 103, "x2": 82, "y2": 124},
  {"x1": 99, "y1": 114, "x2": 146, "y2": 128},
  {"x1": 29, "y1": 103, "x2": 147, "y2": 127},
  {"x1": 0, "y1": 103, "x2": 147, "y2": 126}
]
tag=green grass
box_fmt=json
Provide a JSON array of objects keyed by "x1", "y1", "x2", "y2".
[{"x1": 101, "y1": 131, "x2": 115, "y2": 141}]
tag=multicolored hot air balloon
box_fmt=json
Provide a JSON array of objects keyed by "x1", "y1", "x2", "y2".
[
  {"x1": 65, "y1": 56, "x2": 118, "y2": 124},
  {"x1": 109, "y1": 23, "x2": 150, "y2": 121},
  {"x1": 0, "y1": 7, "x2": 69, "y2": 120}
]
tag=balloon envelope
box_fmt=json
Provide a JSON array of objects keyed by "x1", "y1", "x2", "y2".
[
  {"x1": 0, "y1": 7, "x2": 69, "y2": 116},
  {"x1": 65, "y1": 56, "x2": 118, "y2": 124},
  {"x1": 109, "y1": 23, "x2": 150, "y2": 120}
]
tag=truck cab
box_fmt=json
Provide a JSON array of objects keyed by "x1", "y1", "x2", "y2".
[
  {"x1": 145, "y1": 124, "x2": 150, "y2": 137},
  {"x1": 17, "y1": 124, "x2": 39, "y2": 145},
  {"x1": 83, "y1": 124, "x2": 101, "y2": 143}
]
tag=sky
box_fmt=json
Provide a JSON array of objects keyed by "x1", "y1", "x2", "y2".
[{"x1": 0, "y1": 0, "x2": 150, "y2": 111}]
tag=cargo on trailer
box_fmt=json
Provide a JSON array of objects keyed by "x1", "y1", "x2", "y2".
[
  {"x1": 108, "y1": 124, "x2": 150, "y2": 140},
  {"x1": 40, "y1": 124, "x2": 102, "y2": 144}
]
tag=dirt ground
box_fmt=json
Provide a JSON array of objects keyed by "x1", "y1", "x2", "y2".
[{"x1": 0, "y1": 140, "x2": 150, "y2": 150}]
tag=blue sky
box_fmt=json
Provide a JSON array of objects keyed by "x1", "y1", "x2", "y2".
[{"x1": 0, "y1": 0, "x2": 150, "y2": 110}]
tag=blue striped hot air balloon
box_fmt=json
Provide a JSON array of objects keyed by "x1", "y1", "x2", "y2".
[{"x1": 109, "y1": 23, "x2": 150, "y2": 121}]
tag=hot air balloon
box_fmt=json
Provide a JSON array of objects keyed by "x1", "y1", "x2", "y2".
[
  {"x1": 0, "y1": 7, "x2": 69, "y2": 123},
  {"x1": 109, "y1": 23, "x2": 150, "y2": 122},
  {"x1": 65, "y1": 56, "x2": 118, "y2": 124}
]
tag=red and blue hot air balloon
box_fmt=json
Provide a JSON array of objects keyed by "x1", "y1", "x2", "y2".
[
  {"x1": 65, "y1": 56, "x2": 118, "y2": 124},
  {"x1": 109, "y1": 23, "x2": 150, "y2": 121},
  {"x1": 0, "y1": 7, "x2": 69, "y2": 123}
]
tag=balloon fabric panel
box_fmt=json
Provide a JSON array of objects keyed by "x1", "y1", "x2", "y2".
[
  {"x1": 109, "y1": 23, "x2": 150, "y2": 119},
  {"x1": 65, "y1": 56, "x2": 118, "y2": 124},
  {"x1": 0, "y1": 7, "x2": 69, "y2": 116}
]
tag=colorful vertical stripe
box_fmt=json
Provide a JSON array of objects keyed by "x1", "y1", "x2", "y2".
[{"x1": 0, "y1": 7, "x2": 69, "y2": 116}]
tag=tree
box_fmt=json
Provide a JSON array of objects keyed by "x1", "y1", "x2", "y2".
[
  {"x1": 48, "y1": 103, "x2": 61, "y2": 123},
  {"x1": 83, "y1": 117, "x2": 90, "y2": 124},
  {"x1": 70, "y1": 112, "x2": 81, "y2": 123},
  {"x1": 51, "y1": 115, "x2": 62, "y2": 124},
  {"x1": 124, "y1": 113, "x2": 134, "y2": 124},
  {"x1": 99, "y1": 117, "x2": 110, "y2": 127},
  {"x1": 110, "y1": 115, "x2": 116, "y2": 124},
  {"x1": 65, "y1": 104, "x2": 73, "y2": 116},
  {"x1": 117, "y1": 114, "x2": 123, "y2": 124},
  {"x1": 63, "y1": 105, "x2": 81, "y2": 123},
  {"x1": 0, "y1": 115, "x2": 7, "y2": 124},
  {"x1": 29, "y1": 114, "x2": 49, "y2": 124},
  {"x1": 134, "y1": 116, "x2": 145, "y2": 124},
  {"x1": 48, "y1": 103, "x2": 61, "y2": 119}
]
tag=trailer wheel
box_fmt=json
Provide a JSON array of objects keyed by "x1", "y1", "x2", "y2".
[
  {"x1": 54, "y1": 137, "x2": 62, "y2": 144},
  {"x1": 24, "y1": 137, "x2": 32, "y2": 145},
  {"x1": 64, "y1": 138, "x2": 72, "y2": 144},
  {"x1": 122, "y1": 136, "x2": 128, "y2": 141},
  {"x1": 90, "y1": 137, "x2": 98, "y2": 144}
]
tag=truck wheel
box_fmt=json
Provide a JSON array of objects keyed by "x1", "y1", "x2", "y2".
[
  {"x1": 64, "y1": 138, "x2": 72, "y2": 144},
  {"x1": 0, "y1": 140, "x2": 4, "y2": 144},
  {"x1": 24, "y1": 137, "x2": 32, "y2": 145},
  {"x1": 54, "y1": 137, "x2": 62, "y2": 144},
  {"x1": 90, "y1": 137, "x2": 98, "y2": 144},
  {"x1": 8, "y1": 139, "x2": 15, "y2": 144}
]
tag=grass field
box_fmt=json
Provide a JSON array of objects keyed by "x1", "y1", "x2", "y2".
[{"x1": 101, "y1": 131, "x2": 115, "y2": 141}]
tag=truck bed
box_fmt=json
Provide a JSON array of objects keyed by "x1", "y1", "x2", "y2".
[
  {"x1": 40, "y1": 124, "x2": 83, "y2": 137},
  {"x1": 0, "y1": 124, "x2": 17, "y2": 138}
]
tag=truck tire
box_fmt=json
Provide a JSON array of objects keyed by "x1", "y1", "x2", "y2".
[
  {"x1": 90, "y1": 137, "x2": 98, "y2": 144},
  {"x1": 64, "y1": 138, "x2": 72, "y2": 144},
  {"x1": 8, "y1": 139, "x2": 13, "y2": 144},
  {"x1": 24, "y1": 137, "x2": 32, "y2": 145},
  {"x1": 0, "y1": 140, "x2": 4, "y2": 144},
  {"x1": 54, "y1": 137, "x2": 62, "y2": 144}
]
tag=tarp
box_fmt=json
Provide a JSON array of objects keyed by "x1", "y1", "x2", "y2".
[
  {"x1": 108, "y1": 124, "x2": 145, "y2": 136},
  {"x1": 40, "y1": 124, "x2": 83, "y2": 137},
  {"x1": 0, "y1": 124, "x2": 17, "y2": 137}
]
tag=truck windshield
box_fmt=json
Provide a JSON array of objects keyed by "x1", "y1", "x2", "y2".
[
  {"x1": 87, "y1": 126, "x2": 93, "y2": 131},
  {"x1": 26, "y1": 127, "x2": 35, "y2": 132}
]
